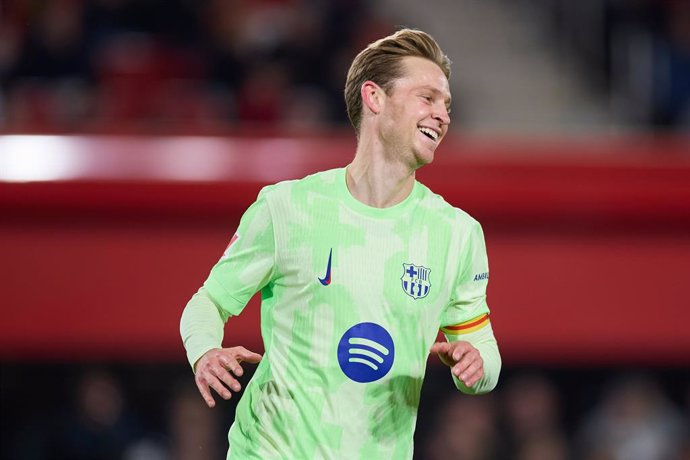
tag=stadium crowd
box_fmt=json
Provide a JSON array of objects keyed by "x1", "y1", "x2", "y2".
[
  {"x1": 533, "y1": 0, "x2": 690, "y2": 130},
  {"x1": 0, "y1": 0, "x2": 390, "y2": 130},
  {"x1": 1, "y1": 364, "x2": 688, "y2": 460},
  {"x1": 1, "y1": 0, "x2": 689, "y2": 131}
]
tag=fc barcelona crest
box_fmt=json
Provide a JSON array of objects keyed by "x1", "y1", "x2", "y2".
[{"x1": 401, "y1": 263, "x2": 431, "y2": 300}]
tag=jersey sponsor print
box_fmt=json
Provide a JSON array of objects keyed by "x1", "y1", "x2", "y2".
[{"x1": 337, "y1": 322, "x2": 395, "y2": 383}]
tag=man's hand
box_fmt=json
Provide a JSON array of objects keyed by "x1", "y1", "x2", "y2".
[
  {"x1": 430, "y1": 340, "x2": 484, "y2": 388},
  {"x1": 194, "y1": 346, "x2": 263, "y2": 408}
]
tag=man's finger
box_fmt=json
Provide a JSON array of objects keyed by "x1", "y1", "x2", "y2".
[
  {"x1": 219, "y1": 356, "x2": 244, "y2": 377},
  {"x1": 454, "y1": 350, "x2": 477, "y2": 373},
  {"x1": 463, "y1": 359, "x2": 483, "y2": 378},
  {"x1": 465, "y1": 368, "x2": 484, "y2": 387},
  {"x1": 208, "y1": 377, "x2": 233, "y2": 401},
  {"x1": 237, "y1": 348, "x2": 263, "y2": 364},
  {"x1": 457, "y1": 359, "x2": 482, "y2": 382},
  {"x1": 195, "y1": 376, "x2": 216, "y2": 408},
  {"x1": 451, "y1": 343, "x2": 472, "y2": 362},
  {"x1": 211, "y1": 364, "x2": 242, "y2": 392},
  {"x1": 461, "y1": 365, "x2": 484, "y2": 387},
  {"x1": 430, "y1": 342, "x2": 450, "y2": 354}
]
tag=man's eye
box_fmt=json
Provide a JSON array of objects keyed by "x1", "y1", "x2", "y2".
[{"x1": 421, "y1": 95, "x2": 432, "y2": 102}]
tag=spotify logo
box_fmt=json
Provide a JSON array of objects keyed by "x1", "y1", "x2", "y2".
[{"x1": 337, "y1": 322, "x2": 395, "y2": 383}]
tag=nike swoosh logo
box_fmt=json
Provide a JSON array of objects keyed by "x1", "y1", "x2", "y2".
[{"x1": 318, "y1": 248, "x2": 333, "y2": 286}]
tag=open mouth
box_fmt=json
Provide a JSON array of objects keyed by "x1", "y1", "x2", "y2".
[{"x1": 418, "y1": 127, "x2": 439, "y2": 142}]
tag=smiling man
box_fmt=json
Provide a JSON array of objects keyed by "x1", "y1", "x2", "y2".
[{"x1": 180, "y1": 28, "x2": 501, "y2": 459}]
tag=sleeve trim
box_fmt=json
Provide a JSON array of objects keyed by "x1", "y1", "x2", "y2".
[{"x1": 441, "y1": 313, "x2": 490, "y2": 335}]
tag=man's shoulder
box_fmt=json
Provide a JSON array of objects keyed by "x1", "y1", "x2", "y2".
[
  {"x1": 416, "y1": 181, "x2": 481, "y2": 227},
  {"x1": 259, "y1": 168, "x2": 341, "y2": 201}
]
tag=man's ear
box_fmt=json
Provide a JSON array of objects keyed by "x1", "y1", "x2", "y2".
[{"x1": 360, "y1": 80, "x2": 384, "y2": 115}]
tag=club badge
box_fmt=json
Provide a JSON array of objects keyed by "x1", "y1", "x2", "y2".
[{"x1": 401, "y1": 263, "x2": 431, "y2": 300}]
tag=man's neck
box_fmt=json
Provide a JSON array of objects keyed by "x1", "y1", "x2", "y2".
[{"x1": 346, "y1": 142, "x2": 416, "y2": 208}]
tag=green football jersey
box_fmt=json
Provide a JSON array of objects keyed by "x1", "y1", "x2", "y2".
[{"x1": 203, "y1": 167, "x2": 491, "y2": 459}]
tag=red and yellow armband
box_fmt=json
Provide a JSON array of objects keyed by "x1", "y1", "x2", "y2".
[{"x1": 440, "y1": 313, "x2": 490, "y2": 335}]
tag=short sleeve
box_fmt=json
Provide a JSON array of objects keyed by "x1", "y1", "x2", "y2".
[
  {"x1": 203, "y1": 189, "x2": 276, "y2": 316},
  {"x1": 440, "y1": 219, "x2": 491, "y2": 335}
]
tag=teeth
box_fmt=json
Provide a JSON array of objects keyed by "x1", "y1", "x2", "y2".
[{"x1": 418, "y1": 127, "x2": 438, "y2": 141}]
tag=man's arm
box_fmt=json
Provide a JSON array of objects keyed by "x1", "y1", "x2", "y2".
[
  {"x1": 180, "y1": 287, "x2": 262, "y2": 408},
  {"x1": 180, "y1": 188, "x2": 275, "y2": 407},
  {"x1": 180, "y1": 287, "x2": 228, "y2": 370},
  {"x1": 434, "y1": 218, "x2": 501, "y2": 394}
]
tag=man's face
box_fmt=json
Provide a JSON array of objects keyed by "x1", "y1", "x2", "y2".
[{"x1": 378, "y1": 56, "x2": 451, "y2": 167}]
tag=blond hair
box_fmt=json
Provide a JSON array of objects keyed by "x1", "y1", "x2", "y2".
[{"x1": 344, "y1": 28, "x2": 451, "y2": 135}]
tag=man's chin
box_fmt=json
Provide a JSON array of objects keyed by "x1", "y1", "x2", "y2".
[{"x1": 414, "y1": 147, "x2": 435, "y2": 168}]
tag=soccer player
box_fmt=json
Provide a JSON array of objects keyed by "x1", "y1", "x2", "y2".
[{"x1": 180, "y1": 28, "x2": 501, "y2": 459}]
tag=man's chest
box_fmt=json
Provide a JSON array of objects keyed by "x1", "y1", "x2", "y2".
[{"x1": 274, "y1": 211, "x2": 457, "y2": 317}]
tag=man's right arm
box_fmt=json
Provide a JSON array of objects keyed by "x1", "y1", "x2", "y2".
[
  {"x1": 180, "y1": 286, "x2": 228, "y2": 372},
  {"x1": 180, "y1": 287, "x2": 263, "y2": 407},
  {"x1": 180, "y1": 188, "x2": 276, "y2": 407}
]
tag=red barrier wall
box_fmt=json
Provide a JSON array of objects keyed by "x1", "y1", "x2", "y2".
[{"x1": 1, "y1": 134, "x2": 689, "y2": 365}]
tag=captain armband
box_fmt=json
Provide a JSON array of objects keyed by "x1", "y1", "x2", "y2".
[{"x1": 440, "y1": 313, "x2": 490, "y2": 335}]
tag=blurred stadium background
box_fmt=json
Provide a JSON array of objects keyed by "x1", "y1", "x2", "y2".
[{"x1": 1, "y1": 0, "x2": 689, "y2": 459}]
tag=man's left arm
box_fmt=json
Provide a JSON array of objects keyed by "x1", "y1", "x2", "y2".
[{"x1": 432, "y1": 218, "x2": 501, "y2": 394}]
